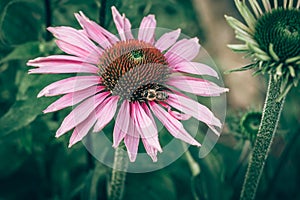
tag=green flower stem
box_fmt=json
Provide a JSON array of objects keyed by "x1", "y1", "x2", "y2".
[
  {"x1": 108, "y1": 147, "x2": 128, "y2": 200},
  {"x1": 240, "y1": 75, "x2": 285, "y2": 200}
]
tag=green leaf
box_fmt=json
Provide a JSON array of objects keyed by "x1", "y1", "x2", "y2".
[
  {"x1": 0, "y1": 1, "x2": 43, "y2": 45},
  {"x1": 224, "y1": 63, "x2": 256, "y2": 74},
  {"x1": 0, "y1": 69, "x2": 66, "y2": 137},
  {"x1": 191, "y1": 150, "x2": 229, "y2": 200},
  {"x1": 124, "y1": 172, "x2": 176, "y2": 200},
  {"x1": 0, "y1": 42, "x2": 40, "y2": 64},
  {"x1": 59, "y1": 0, "x2": 97, "y2": 5},
  {"x1": 0, "y1": 89, "x2": 54, "y2": 137},
  {"x1": 52, "y1": 0, "x2": 99, "y2": 27},
  {"x1": 80, "y1": 163, "x2": 107, "y2": 200},
  {"x1": 0, "y1": 40, "x2": 58, "y2": 64},
  {"x1": 0, "y1": 135, "x2": 30, "y2": 179},
  {"x1": 167, "y1": 155, "x2": 196, "y2": 200}
]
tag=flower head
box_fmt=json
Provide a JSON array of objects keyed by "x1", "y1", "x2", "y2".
[
  {"x1": 27, "y1": 7, "x2": 228, "y2": 162},
  {"x1": 240, "y1": 111, "x2": 262, "y2": 144},
  {"x1": 226, "y1": 0, "x2": 300, "y2": 99}
]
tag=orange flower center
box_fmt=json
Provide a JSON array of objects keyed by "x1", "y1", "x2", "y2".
[{"x1": 98, "y1": 40, "x2": 170, "y2": 102}]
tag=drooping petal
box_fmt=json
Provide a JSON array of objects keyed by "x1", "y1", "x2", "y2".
[
  {"x1": 38, "y1": 76, "x2": 101, "y2": 97},
  {"x1": 68, "y1": 111, "x2": 98, "y2": 147},
  {"x1": 55, "y1": 40, "x2": 99, "y2": 64},
  {"x1": 165, "y1": 38, "x2": 200, "y2": 65},
  {"x1": 75, "y1": 11, "x2": 119, "y2": 49},
  {"x1": 141, "y1": 103, "x2": 160, "y2": 162},
  {"x1": 111, "y1": 6, "x2": 133, "y2": 41},
  {"x1": 113, "y1": 100, "x2": 131, "y2": 148},
  {"x1": 167, "y1": 76, "x2": 228, "y2": 96},
  {"x1": 43, "y1": 85, "x2": 104, "y2": 113},
  {"x1": 155, "y1": 29, "x2": 181, "y2": 52},
  {"x1": 93, "y1": 96, "x2": 119, "y2": 132},
  {"x1": 124, "y1": 104, "x2": 140, "y2": 162},
  {"x1": 142, "y1": 137, "x2": 158, "y2": 162},
  {"x1": 138, "y1": 15, "x2": 156, "y2": 44},
  {"x1": 132, "y1": 102, "x2": 162, "y2": 159},
  {"x1": 48, "y1": 26, "x2": 102, "y2": 55},
  {"x1": 172, "y1": 61, "x2": 219, "y2": 78},
  {"x1": 149, "y1": 102, "x2": 201, "y2": 146},
  {"x1": 166, "y1": 92, "x2": 222, "y2": 127},
  {"x1": 55, "y1": 92, "x2": 109, "y2": 137}
]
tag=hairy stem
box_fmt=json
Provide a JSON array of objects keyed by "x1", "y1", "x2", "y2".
[
  {"x1": 240, "y1": 75, "x2": 285, "y2": 200},
  {"x1": 107, "y1": 147, "x2": 128, "y2": 200}
]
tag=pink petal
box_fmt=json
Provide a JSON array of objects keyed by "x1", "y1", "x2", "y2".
[
  {"x1": 38, "y1": 76, "x2": 101, "y2": 97},
  {"x1": 68, "y1": 111, "x2": 98, "y2": 147},
  {"x1": 166, "y1": 92, "x2": 222, "y2": 127},
  {"x1": 149, "y1": 102, "x2": 201, "y2": 146},
  {"x1": 155, "y1": 29, "x2": 181, "y2": 52},
  {"x1": 43, "y1": 85, "x2": 104, "y2": 113},
  {"x1": 93, "y1": 96, "x2": 119, "y2": 132},
  {"x1": 138, "y1": 15, "x2": 156, "y2": 44},
  {"x1": 111, "y1": 6, "x2": 133, "y2": 41},
  {"x1": 75, "y1": 11, "x2": 119, "y2": 49},
  {"x1": 55, "y1": 92, "x2": 109, "y2": 137},
  {"x1": 141, "y1": 138, "x2": 158, "y2": 162},
  {"x1": 28, "y1": 63, "x2": 99, "y2": 74},
  {"x1": 124, "y1": 108, "x2": 140, "y2": 162},
  {"x1": 132, "y1": 102, "x2": 162, "y2": 153},
  {"x1": 48, "y1": 26, "x2": 102, "y2": 56},
  {"x1": 167, "y1": 76, "x2": 229, "y2": 96},
  {"x1": 55, "y1": 40, "x2": 99, "y2": 64},
  {"x1": 165, "y1": 38, "x2": 200, "y2": 65},
  {"x1": 172, "y1": 61, "x2": 219, "y2": 78},
  {"x1": 141, "y1": 103, "x2": 160, "y2": 162},
  {"x1": 113, "y1": 100, "x2": 131, "y2": 148},
  {"x1": 27, "y1": 55, "x2": 91, "y2": 66}
]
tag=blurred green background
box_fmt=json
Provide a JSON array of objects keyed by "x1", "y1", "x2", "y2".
[{"x1": 0, "y1": 0, "x2": 299, "y2": 199}]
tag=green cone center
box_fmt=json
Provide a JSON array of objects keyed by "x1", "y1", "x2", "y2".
[{"x1": 254, "y1": 8, "x2": 300, "y2": 60}]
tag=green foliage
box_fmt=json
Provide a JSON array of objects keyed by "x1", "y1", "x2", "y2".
[
  {"x1": 113, "y1": 0, "x2": 204, "y2": 38},
  {"x1": 125, "y1": 172, "x2": 177, "y2": 200},
  {"x1": 0, "y1": 41, "x2": 57, "y2": 64}
]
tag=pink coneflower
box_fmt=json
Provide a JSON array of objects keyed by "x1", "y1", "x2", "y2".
[{"x1": 27, "y1": 6, "x2": 228, "y2": 162}]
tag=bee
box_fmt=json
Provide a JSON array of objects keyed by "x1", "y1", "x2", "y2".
[{"x1": 142, "y1": 88, "x2": 169, "y2": 101}]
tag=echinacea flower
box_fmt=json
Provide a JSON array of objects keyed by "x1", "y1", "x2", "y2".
[
  {"x1": 27, "y1": 6, "x2": 228, "y2": 162},
  {"x1": 225, "y1": 0, "x2": 300, "y2": 99}
]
